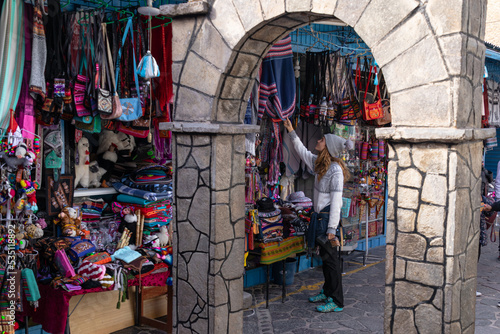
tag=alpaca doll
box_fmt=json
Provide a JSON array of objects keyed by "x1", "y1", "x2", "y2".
[{"x1": 74, "y1": 137, "x2": 90, "y2": 188}]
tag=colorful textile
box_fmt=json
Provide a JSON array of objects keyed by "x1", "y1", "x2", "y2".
[
  {"x1": 258, "y1": 236, "x2": 305, "y2": 265},
  {"x1": 113, "y1": 182, "x2": 172, "y2": 202},
  {"x1": 258, "y1": 35, "x2": 296, "y2": 121},
  {"x1": 28, "y1": 0, "x2": 46, "y2": 101},
  {"x1": 0, "y1": 0, "x2": 25, "y2": 134}
]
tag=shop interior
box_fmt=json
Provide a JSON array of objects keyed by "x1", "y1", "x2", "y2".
[{"x1": 243, "y1": 23, "x2": 389, "y2": 290}]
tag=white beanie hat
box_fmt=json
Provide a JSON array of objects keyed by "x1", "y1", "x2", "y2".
[{"x1": 324, "y1": 134, "x2": 354, "y2": 157}]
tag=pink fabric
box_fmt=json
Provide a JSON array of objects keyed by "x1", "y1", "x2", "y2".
[
  {"x1": 15, "y1": 3, "x2": 35, "y2": 140},
  {"x1": 22, "y1": 271, "x2": 170, "y2": 334}
]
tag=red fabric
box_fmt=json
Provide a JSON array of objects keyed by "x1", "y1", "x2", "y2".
[
  {"x1": 22, "y1": 271, "x2": 170, "y2": 334},
  {"x1": 151, "y1": 18, "x2": 173, "y2": 108}
]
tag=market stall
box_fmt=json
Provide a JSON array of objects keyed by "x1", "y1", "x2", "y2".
[
  {"x1": 243, "y1": 26, "x2": 389, "y2": 289},
  {"x1": 0, "y1": 1, "x2": 174, "y2": 333}
]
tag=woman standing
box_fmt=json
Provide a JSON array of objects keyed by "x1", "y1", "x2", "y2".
[{"x1": 283, "y1": 118, "x2": 351, "y2": 313}]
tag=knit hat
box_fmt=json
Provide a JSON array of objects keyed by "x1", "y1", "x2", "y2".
[
  {"x1": 287, "y1": 191, "x2": 313, "y2": 208},
  {"x1": 324, "y1": 134, "x2": 353, "y2": 158},
  {"x1": 100, "y1": 274, "x2": 114, "y2": 289},
  {"x1": 78, "y1": 260, "x2": 106, "y2": 281}
]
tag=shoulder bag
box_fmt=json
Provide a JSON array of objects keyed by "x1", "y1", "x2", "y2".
[
  {"x1": 362, "y1": 65, "x2": 384, "y2": 121},
  {"x1": 115, "y1": 18, "x2": 142, "y2": 121}
]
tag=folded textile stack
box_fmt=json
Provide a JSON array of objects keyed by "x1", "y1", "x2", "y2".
[
  {"x1": 117, "y1": 194, "x2": 172, "y2": 232},
  {"x1": 113, "y1": 165, "x2": 173, "y2": 202},
  {"x1": 256, "y1": 198, "x2": 283, "y2": 243}
]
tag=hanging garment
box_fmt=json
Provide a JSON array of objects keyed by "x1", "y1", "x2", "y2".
[
  {"x1": 0, "y1": 0, "x2": 25, "y2": 133},
  {"x1": 258, "y1": 35, "x2": 296, "y2": 121},
  {"x1": 488, "y1": 79, "x2": 500, "y2": 127},
  {"x1": 245, "y1": 79, "x2": 259, "y2": 156},
  {"x1": 15, "y1": 2, "x2": 35, "y2": 140},
  {"x1": 29, "y1": 0, "x2": 46, "y2": 101}
]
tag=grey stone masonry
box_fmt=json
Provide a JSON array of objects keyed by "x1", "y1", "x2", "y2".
[
  {"x1": 172, "y1": 133, "x2": 246, "y2": 333},
  {"x1": 385, "y1": 141, "x2": 483, "y2": 333},
  {"x1": 166, "y1": 0, "x2": 491, "y2": 333}
]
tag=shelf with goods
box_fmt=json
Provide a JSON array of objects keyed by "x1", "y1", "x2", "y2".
[{"x1": 334, "y1": 123, "x2": 387, "y2": 256}]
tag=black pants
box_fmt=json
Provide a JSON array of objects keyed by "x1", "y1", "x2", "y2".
[{"x1": 319, "y1": 242, "x2": 344, "y2": 308}]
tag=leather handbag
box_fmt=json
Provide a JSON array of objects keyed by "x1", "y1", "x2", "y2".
[
  {"x1": 115, "y1": 18, "x2": 142, "y2": 122},
  {"x1": 362, "y1": 65, "x2": 384, "y2": 121},
  {"x1": 373, "y1": 99, "x2": 391, "y2": 126}
]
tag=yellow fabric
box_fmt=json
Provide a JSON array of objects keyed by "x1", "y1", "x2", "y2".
[{"x1": 258, "y1": 236, "x2": 305, "y2": 265}]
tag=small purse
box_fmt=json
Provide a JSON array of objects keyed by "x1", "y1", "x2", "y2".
[
  {"x1": 373, "y1": 100, "x2": 391, "y2": 126},
  {"x1": 54, "y1": 249, "x2": 76, "y2": 278},
  {"x1": 85, "y1": 252, "x2": 112, "y2": 265},
  {"x1": 115, "y1": 18, "x2": 143, "y2": 122}
]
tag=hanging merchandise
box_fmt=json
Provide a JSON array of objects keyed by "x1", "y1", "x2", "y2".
[
  {"x1": 0, "y1": 0, "x2": 26, "y2": 134},
  {"x1": 258, "y1": 35, "x2": 296, "y2": 121},
  {"x1": 137, "y1": 50, "x2": 160, "y2": 79},
  {"x1": 100, "y1": 22, "x2": 123, "y2": 120},
  {"x1": 362, "y1": 64, "x2": 384, "y2": 121},
  {"x1": 115, "y1": 18, "x2": 142, "y2": 122}
]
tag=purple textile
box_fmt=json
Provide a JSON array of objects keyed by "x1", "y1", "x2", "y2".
[{"x1": 15, "y1": 2, "x2": 35, "y2": 140}]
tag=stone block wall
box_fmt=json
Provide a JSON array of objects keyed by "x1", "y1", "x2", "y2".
[
  {"x1": 173, "y1": 133, "x2": 246, "y2": 333},
  {"x1": 385, "y1": 141, "x2": 483, "y2": 333}
]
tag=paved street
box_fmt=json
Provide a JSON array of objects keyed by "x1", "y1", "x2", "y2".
[{"x1": 113, "y1": 236, "x2": 500, "y2": 334}]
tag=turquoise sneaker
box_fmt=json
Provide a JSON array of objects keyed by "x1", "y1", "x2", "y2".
[
  {"x1": 316, "y1": 297, "x2": 343, "y2": 312},
  {"x1": 308, "y1": 290, "x2": 327, "y2": 303}
]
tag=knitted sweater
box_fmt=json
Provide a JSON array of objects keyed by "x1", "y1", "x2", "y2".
[{"x1": 289, "y1": 130, "x2": 343, "y2": 234}]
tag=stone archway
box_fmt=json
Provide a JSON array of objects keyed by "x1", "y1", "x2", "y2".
[{"x1": 161, "y1": 0, "x2": 494, "y2": 332}]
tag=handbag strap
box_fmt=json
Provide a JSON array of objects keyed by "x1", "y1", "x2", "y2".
[
  {"x1": 103, "y1": 23, "x2": 117, "y2": 95},
  {"x1": 115, "y1": 18, "x2": 140, "y2": 98},
  {"x1": 363, "y1": 63, "x2": 381, "y2": 102}
]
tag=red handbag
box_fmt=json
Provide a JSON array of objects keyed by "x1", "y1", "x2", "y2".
[{"x1": 362, "y1": 66, "x2": 384, "y2": 121}]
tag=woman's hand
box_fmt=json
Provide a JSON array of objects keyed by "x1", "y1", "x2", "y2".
[
  {"x1": 327, "y1": 233, "x2": 336, "y2": 240},
  {"x1": 283, "y1": 118, "x2": 294, "y2": 132}
]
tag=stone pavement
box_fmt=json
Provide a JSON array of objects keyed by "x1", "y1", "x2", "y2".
[{"x1": 112, "y1": 238, "x2": 500, "y2": 334}]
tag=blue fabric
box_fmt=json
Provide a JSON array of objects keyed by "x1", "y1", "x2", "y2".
[
  {"x1": 258, "y1": 35, "x2": 296, "y2": 121},
  {"x1": 111, "y1": 246, "x2": 142, "y2": 263},
  {"x1": 113, "y1": 182, "x2": 172, "y2": 202},
  {"x1": 306, "y1": 205, "x2": 330, "y2": 249},
  {"x1": 122, "y1": 177, "x2": 172, "y2": 193}
]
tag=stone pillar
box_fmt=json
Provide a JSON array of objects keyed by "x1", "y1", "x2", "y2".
[
  {"x1": 379, "y1": 128, "x2": 494, "y2": 334},
  {"x1": 167, "y1": 123, "x2": 258, "y2": 333}
]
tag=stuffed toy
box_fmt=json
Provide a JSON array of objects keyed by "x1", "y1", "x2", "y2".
[
  {"x1": 15, "y1": 143, "x2": 27, "y2": 158},
  {"x1": 88, "y1": 161, "x2": 106, "y2": 188},
  {"x1": 0, "y1": 151, "x2": 30, "y2": 170},
  {"x1": 120, "y1": 208, "x2": 138, "y2": 245},
  {"x1": 74, "y1": 137, "x2": 90, "y2": 188},
  {"x1": 56, "y1": 206, "x2": 83, "y2": 237},
  {"x1": 26, "y1": 223, "x2": 43, "y2": 239},
  {"x1": 97, "y1": 130, "x2": 136, "y2": 156},
  {"x1": 154, "y1": 225, "x2": 170, "y2": 247}
]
